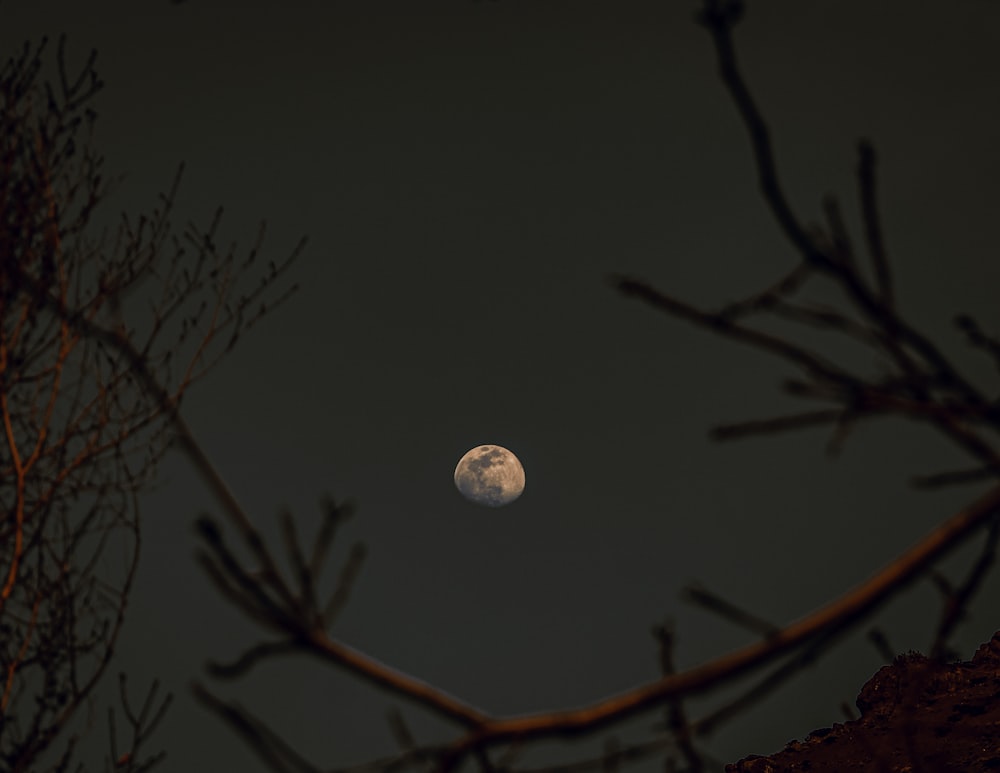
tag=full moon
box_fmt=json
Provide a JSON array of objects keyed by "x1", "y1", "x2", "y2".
[{"x1": 453, "y1": 445, "x2": 525, "y2": 507}]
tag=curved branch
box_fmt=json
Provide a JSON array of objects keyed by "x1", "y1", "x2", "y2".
[
  {"x1": 303, "y1": 631, "x2": 491, "y2": 729},
  {"x1": 440, "y1": 481, "x2": 1000, "y2": 765}
]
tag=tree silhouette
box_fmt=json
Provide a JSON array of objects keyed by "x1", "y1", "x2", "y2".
[{"x1": 0, "y1": 35, "x2": 299, "y2": 771}]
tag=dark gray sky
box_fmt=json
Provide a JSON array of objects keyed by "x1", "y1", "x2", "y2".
[{"x1": 5, "y1": 1, "x2": 1000, "y2": 770}]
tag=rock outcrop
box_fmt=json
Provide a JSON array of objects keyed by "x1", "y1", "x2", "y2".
[{"x1": 727, "y1": 632, "x2": 1000, "y2": 772}]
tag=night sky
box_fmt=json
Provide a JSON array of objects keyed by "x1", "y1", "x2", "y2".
[{"x1": 5, "y1": 1, "x2": 1000, "y2": 770}]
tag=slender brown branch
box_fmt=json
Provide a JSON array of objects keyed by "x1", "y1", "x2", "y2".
[
  {"x1": 821, "y1": 195, "x2": 855, "y2": 271},
  {"x1": 911, "y1": 466, "x2": 998, "y2": 490},
  {"x1": 857, "y1": 140, "x2": 892, "y2": 308},
  {"x1": 682, "y1": 584, "x2": 779, "y2": 638},
  {"x1": 386, "y1": 708, "x2": 417, "y2": 753},
  {"x1": 929, "y1": 518, "x2": 999, "y2": 659},
  {"x1": 716, "y1": 262, "x2": 814, "y2": 321},
  {"x1": 697, "y1": 1, "x2": 837, "y2": 275},
  {"x1": 440, "y1": 482, "x2": 1000, "y2": 766},
  {"x1": 710, "y1": 409, "x2": 844, "y2": 441},
  {"x1": 612, "y1": 276, "x2": 854, "y2": 387},
  {"x1": 322, "y1": 542, "x2": 367, "y2": 627},
  {"x1": 207, "y1": 640, "x2": 301, "y2": 680},
  {"x1": 303, "y1": 630, "x2": 490, "y2": 729},
  {"x1": 309, "y1": 497, "x2": 356, "y2": 581},
  {"x1": 954, "y1": 314, "x2": 1000, "y2": 375},
  {"x1": 191, "y1": 684, "x2": 320, "y2": 773},
  {"x1": 279, "y1": 510, "x2": 316, "y2": 621},
  {"x1": 866, "y1": 628, "x2": 895, "y2": 663},
  {"x1": 652, "y1": 622, "x2": 702, "y2": 772},
  {"x1": 691, "y1": 628, "x2": 841, "y2": 738}
]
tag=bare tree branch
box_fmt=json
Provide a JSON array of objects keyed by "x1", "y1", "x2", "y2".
[
  {"x1": 681, "y1": 584, "x2": 779, "y2": 638},
  {"x1": 857, "y1": 141, "x2": 892, "y2": 309},
  {"x1": 929, "y1": 518, "x2": 999, "y2": 660}
]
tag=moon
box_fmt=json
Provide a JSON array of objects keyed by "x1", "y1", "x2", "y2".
[{"x1": 453, "y1": 445, "x2": 525, "y2": 507}]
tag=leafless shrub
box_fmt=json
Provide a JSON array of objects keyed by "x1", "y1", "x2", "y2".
[{"x1": 0, "y1": 35, "x2": 300, "y2": 771}]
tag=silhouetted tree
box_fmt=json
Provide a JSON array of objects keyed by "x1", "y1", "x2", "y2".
[{"x1": 0, "y1": 35, "x2": 299, "y2": 771}]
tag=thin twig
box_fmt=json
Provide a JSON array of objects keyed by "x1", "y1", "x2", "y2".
[
  {"x1": 710, "y1": 409, "x2": 843, "y2": 441},
  {"x1": 911, "y1": 466, "x2": 997, "y2": 490},
  {"x1": 929, "y1": 517, "x2": 1000, "y2": 659},
  {"x1": 682, "y1": 584, "x2": 779, "y2": 638},
  {"x1": 191, "y1": 684, "x2": 321, "y2": 773},
  {"x1": 857, "y1": 140, "x2": 892, "y2": 308},
  {"x1": 652, "y1": 622, "x2": 702, "y2": 772}
]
